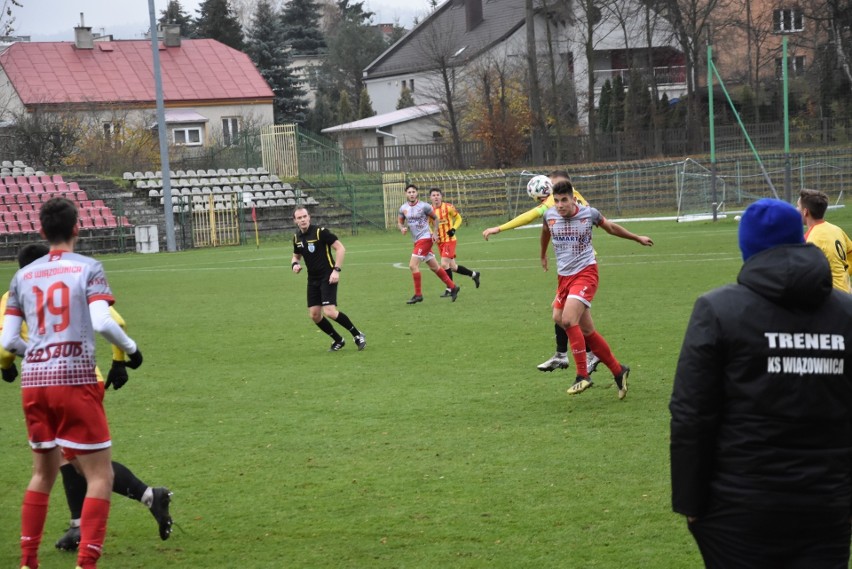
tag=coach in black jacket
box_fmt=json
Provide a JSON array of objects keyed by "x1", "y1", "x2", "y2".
[{"x1": 671, "y1": 198, "x2": 852, "y2": 569}]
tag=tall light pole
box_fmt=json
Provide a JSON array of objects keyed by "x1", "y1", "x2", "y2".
[{"x1": 148, "y1": 0, "x2": 177, "y2": 251}]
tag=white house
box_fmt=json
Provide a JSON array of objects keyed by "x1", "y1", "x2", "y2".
[{"x1": 361, "y1": 0, "x2": 687, "y2": 130}]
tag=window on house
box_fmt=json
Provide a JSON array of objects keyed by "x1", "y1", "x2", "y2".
[
  {"x1": 773, "y1": 8, "x2": 804, "y2": 33},
  {"x1": 102, "y1": 122, "x2": 122, "y2": 147},
  {"x1": 172, "y1": 127, "x2": 203, "y2": 146},
  {"x1": 222, "y1": 117, "x2": 240, "y2": 147},
  {"x1": 775, "y1": 55, "x2": 806, "y2": 78},
  {"x1": 306, "y1": 66, "x2": 320, "y2": 90},
  {"x1": 410, "y1": 79, "x2": 414, "y2": 92}
]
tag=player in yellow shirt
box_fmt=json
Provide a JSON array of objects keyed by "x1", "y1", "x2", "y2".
[
  {"x1": 482, "y1": 170, "x2": 590, "y2": 240},
  {"x1": 429, "y1": 188, "x2": 481, "y2": 296},
  {"x1": 797, "y1": 189, "x2": 852, "y2": 292},
  {"x1": 482, "y1": 170, "x2": 599, "y2": 374},
  {"x1": 1, "y1": 243, "x2": 173, "y2": 552}
]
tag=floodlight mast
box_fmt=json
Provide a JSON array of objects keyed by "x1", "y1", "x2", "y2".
[{"x1": 148, "y1": 0, "x2": 177, "y2": 252}]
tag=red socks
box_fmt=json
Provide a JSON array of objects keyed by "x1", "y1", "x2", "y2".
[
  {"x1": 77, "y1": 497, "x2": 110, "y2": 569},
  {"x1": 21, "y1": 490, "x2": 50, "y2": 569},
  {"x1": 412, "y1": 272, "x2": 422, "y2": 295},
  {"x1": 435, "y1": 267, "x2": 455, "y2": 288},
  {"x1": 566, "y1": 325, "x2": 588, "y2": 376},
  {"x1": 584, "y1": 331, "x2": 620, "y2": 374}
]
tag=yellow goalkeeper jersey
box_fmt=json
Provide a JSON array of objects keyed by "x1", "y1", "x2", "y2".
[
  {"x1": 0, "y1": 291, "x2": 128, "y2": 379},
  {"x1": 498, "y1": 188, "x2": 589, "y2": 232},
  {"x1": 805, "y1": 220, "x2": 852, "y2": 293}
]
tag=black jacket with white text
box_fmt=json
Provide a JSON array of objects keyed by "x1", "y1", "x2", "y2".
[{"x1": 671, "y1": 243, "x2": 852, "y2": 517}]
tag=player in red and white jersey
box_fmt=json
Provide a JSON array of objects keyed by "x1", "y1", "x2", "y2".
[
  {"x1": 541, "y1": 181, "x2": 653, "y2": 399},
  {"x1": 1, "y1": 197, "x2": 143, "y2": 569},
  {"x1": 429, "y1": 188, "x2": 480, "y2": 296},
  {"x1": 398, "y1": 184, "x2": 460, "y2": 304}
]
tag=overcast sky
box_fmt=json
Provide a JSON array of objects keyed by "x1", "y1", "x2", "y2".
[{"x1": 13, "y1": 0, "x2": 424, "y2": 42}]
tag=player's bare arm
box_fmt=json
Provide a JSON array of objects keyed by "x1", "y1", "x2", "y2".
[
  {"x1": 291, "y1": 253, "x2": 303, "y2": 274},
  {"x1": 398, "y1": 216, "x2": 407, "y2": 235},
  {"x1": 540, "y1": 224, "x2": 551, "y2": 271},
  {"x1": 599, "y1": 218, "x2": 654, "y2": 246},
  {"x1": 482, "y1": 226, "x2": 500, "y2": 240},
  {"x1": 329, "y1": 241, "x2": 345, "y2": 284}
]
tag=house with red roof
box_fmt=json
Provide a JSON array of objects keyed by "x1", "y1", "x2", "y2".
[{"x1": 0, "y1": 23, "x2": 274, "y2": 149}]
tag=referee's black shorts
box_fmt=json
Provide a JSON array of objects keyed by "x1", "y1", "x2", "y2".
[{"x1": 307, "y1": 277, "x2": 338, "y2": 307}]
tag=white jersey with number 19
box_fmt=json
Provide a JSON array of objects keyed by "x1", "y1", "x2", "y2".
[{"x1": 5, "y1": 251, "x2": 115, "y2": 388}]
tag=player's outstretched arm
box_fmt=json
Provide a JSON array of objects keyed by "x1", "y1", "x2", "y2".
[
  {"x1": 599, "y1": 219, "x2": 654, "y2": 246},
  {"x1": 291, "y1": 253, "x2": 302, "y2": 274}
]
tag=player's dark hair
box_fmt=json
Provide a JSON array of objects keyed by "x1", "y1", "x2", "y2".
[
  {"x1": 39, "y1": 197, "x2": 78, "y2": 244},
  {"x1": 799, "y1": 189, "x2": 828, "y2": 220},
  {"x1": 552, "y1": 180, "x2": 574, "y2": 195},
  {"x1": 429, "y1": 187, "x2": 442, "y2": 195},
  {"x1": 549, "y1": 169, "x2": 572, "y2": 182},
  {"x1": 17, "y1": 243, "x2": 49, "y2": 268},
  {"x1": 405, "y1": 184, "x2": 418, "y2": 191}
]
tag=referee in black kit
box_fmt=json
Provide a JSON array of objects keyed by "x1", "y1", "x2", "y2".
[{"x1": 291, "y1": 207, "x2": 366, "y2": 351}]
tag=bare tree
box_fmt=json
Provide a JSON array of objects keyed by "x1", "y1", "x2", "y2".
[
  {"x1": 414, "y1": 19, "x2": 468, "y2": 169},
  {"x1": 810, "y1": 0, "x2": 852, "y2": 94},
  {"x1": 649, "y1": 0, "x2": 733, "y2": 149},
  {"x1": 466, "y1": 54, "x2": 529, "y2": 167},
  {"x1": 0, "y1": 0, "x2": 22, "y2": 35},
  {"x1": 572, "y1": 0, "x2": 606, "y2": 159}
]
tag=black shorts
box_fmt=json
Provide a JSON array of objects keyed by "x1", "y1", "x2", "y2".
[{"x1": 307, "y1": 277, "x2": 338, "y2": 308}]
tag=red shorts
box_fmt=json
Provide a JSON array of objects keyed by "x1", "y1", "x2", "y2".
[
  {"x1": 437, "y1": 240, "x2": 457, "y2": 259},
  {"x1": 412, "y1": 238, "x2": 435, "y2": 260},
  {"x1": 22, "y1": 383, "x2": 111, "y2": 459},
  {"x1": 553, "y1": 265, "x2": 599, "y2": 310}
]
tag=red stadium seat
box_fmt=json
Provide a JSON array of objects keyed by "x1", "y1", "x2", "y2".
[
  {"x1": 39, "y1": 175, "x2": 51, "y2": 185},
  {"x1": 27, "y1": 176, "x2": 39, "y2": 185},
  {"x1": 120, "y1": 216, "x2": 132, "y2": 227},
  {"x1": 104, "y1": 215, "x2": 117, "y2": 228},
  {"x1": 6, "y1": 221, "x2": 22, "y2": 233},
  {"x1": 52, "y1": 175, "x2": 63, "y2": 184},
  {"x1": 55, "y1": 182, "x2": 68, "y2": 192},
  {"x1": 6, "y1": 183, "x2": 19, "y2": 194},
  {"x1": 15, "y1": 176, "x2": 27, "y2": 186}
]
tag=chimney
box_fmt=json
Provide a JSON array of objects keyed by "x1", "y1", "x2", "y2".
[
  {"x1": 163, "y1": 23, "x2": 181, "y2": 47},
  {"x1": 465, "y1": 0, "x2": 483, "y2": 31},
  {"x1": 74, "y1": 12, "x2": 94, "y2": 49}
]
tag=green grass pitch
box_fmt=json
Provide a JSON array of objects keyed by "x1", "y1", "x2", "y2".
[{"x1": 1, "y1": 205, "x2": 849, "y2": 568}]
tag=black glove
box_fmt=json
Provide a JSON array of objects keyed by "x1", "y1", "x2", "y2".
[
  {"x1": 126, "y1": 348, "x2": 143, "y2": 370},
  {"x1": 447, "y1": 228, "x2": 456, "y2": 237},
  {"x1": 1, "y1": 363, "x2": 18, "y2": 383},
  {"x1": 105, "y1": 361, "x2": 128, "y2": 390}
]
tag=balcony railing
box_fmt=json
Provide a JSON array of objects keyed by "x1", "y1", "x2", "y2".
[{"x1": 593, "y1": 65, "x2": 686, "y2": 86}]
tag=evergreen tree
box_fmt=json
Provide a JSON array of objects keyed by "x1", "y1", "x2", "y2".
[
  {"x1": 280, "y1": 0, "x2": 326, "y2": 55},
  {"x1": 246, "y1": 0, "x2": 308, "y2": 124},
  {"x1": 598, "y1": 80, "x2": 612, "y2": 133},
  {"x1": 194, "y1": 0, "x2": 243, "y2": 50},
  {"x1": 337, "y1": 91, "x2": 354, "y2": 124},
  {"x1": 305, "y1": 94, "x2": 336, "y2": 133},
  {"x1": 396, "y1": 87, "x2": 415, "y2": 110},
  {"x1": 609, "y1": 75, "x2": 626, "y2": 132},
  {"x1": 324, "y1": 0, "x2": 386, "y2": 111},
  {"x1": 159, "y1": 0, "x2": 193, "y2": 37},
  {"x1": 358, "y1": 87, "x2": 375, "y2": 119}
]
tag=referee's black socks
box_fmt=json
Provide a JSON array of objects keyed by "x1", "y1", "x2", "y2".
[
  {"x1": 316, "y1": 317, "x2": 343, "y2": 341},
  {"x1": 334, "y1": 312, "x2": 361, "y2": 337}
]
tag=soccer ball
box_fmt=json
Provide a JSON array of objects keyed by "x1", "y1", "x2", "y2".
[{"x1": 526, "y1": 175, "x2": 552, "y2": 201}]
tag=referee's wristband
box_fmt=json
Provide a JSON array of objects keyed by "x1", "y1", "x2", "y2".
[{"x1": 291, "y1": 261, "x2": 300, "y2": 268}]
